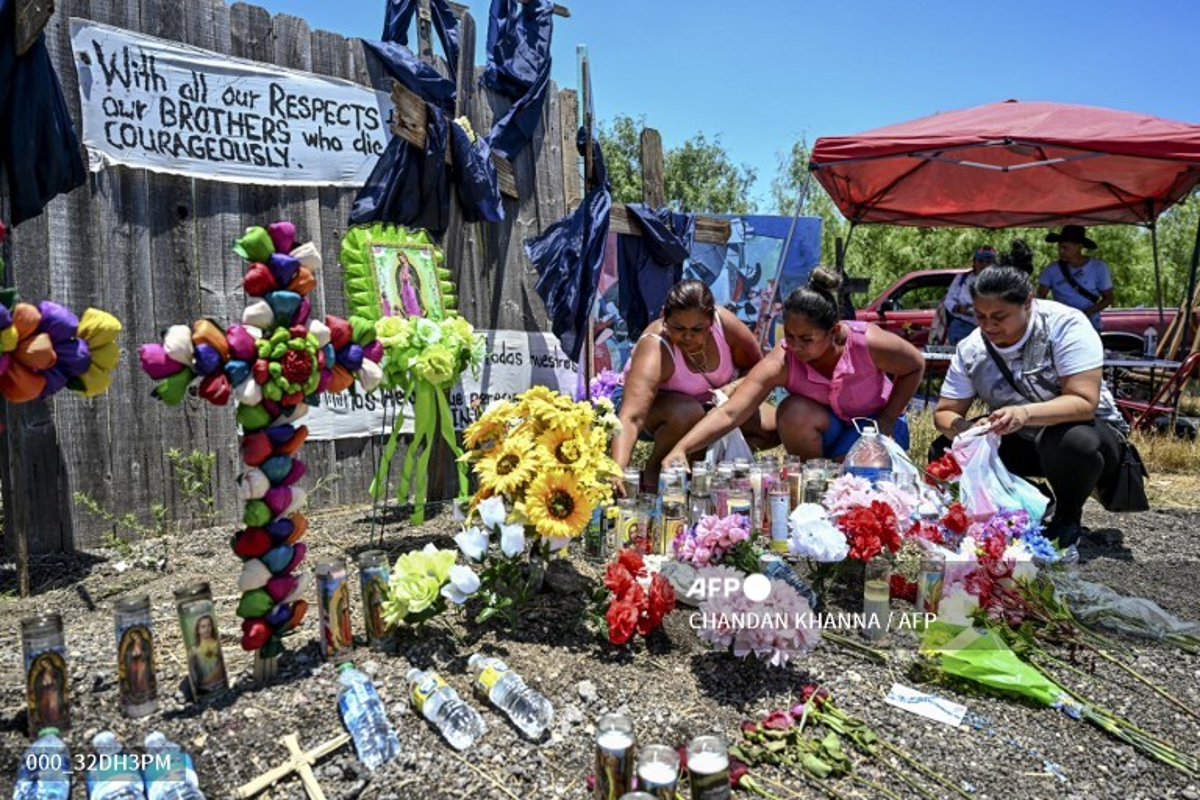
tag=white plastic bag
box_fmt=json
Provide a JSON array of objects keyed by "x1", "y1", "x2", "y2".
[
  {"x1": 704, "y1": 390, "x2": 753, "y2": 466},
  {"x1": 950, "y1": 427, "x2": 1049, "y2": 521},
  {"x1": 880, "y1": 434, "x2": 921, "y2": 483}
]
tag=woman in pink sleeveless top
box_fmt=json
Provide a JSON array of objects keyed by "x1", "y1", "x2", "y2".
[
  {"x1": 665, "y1": 268, "x2": 924, "y2": 464},
  {"x1": 613, "y1": 280, "x2": 776, "y2": 490}
]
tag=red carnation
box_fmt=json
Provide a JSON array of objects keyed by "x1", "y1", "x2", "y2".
[
  {"x1": 639, "y1": 574, "x2": 675, "y2": 634},
  {"x1": 941, "y1": 502, "x2": 971, "y2": 535},
  {"x1": 603, "y1": 562, "x2": 634, "y2": 598},
  {"x1": 729, "y1": 757, "x2": 750, "y2": 788},
  {"x1": 606, "y1": 599, "x2": 640, "y2": 645},
  {"x1": 280, "y1": 348, "x2": 313, "y2": 384},
  {"x1": 617, "y1": 548, "x2": 645, "y2": 577},
  {"x1": 799, "y1": 684, "x2": 831, "y2": 707},
  {"x1": 621, "y1": 580, "x2": 646, "y2": 609},
  {"x1": 926, "y1": 453, "x2": 962, "y2": 484}
]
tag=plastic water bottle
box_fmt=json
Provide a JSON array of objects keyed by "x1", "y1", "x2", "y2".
[
  {"x1": 406, "y1": 668, "x2": 487, "y2": 750},
  {"x1": 336, "y1": 663, "x2": 401, "y2": 770},
  {"x1": 13, "y1": 728, "x2": 71, "y2": 800},
  {"x1": 467, "y1": 654, "x2": 554, "y2": 739},
  {"x1": 141, "y1": 732, "x2": 205, "y2": 800},
  {"x1": 842, "y1": 422, "x2": 893, "y2": 484},
  {"x1": 1143, "y1": 325, "x2": 1158, "y2": 358},
  {"x1": 86, "y1": 732, "x2": 146, "y2": 800},
  {"x1": 759, "y1": 554, "x2": 823, "y2": 612}
]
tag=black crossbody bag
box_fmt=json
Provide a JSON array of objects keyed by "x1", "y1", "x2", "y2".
[
  {"x1": 1057, "y1": 261, "x2": 1101, "y2": 304},
  {"x1": 982, "y1": 336, "x2": 1148, "y2": 512}
]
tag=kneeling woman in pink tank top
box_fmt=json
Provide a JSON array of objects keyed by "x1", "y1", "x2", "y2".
[
  {"x1": 665, "y1": 268, "x2": 924, "y2": 465},
  {"x1": 612, "y1": 280, "x2": 777, "y2": 491}
]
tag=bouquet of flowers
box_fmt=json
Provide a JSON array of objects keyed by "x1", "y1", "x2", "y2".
[
  {"x1": 575, "y1": 368, "x2": 623, "y2": 405},
  {"x1": 381, "y1": 543, "x2": 479, "y2": 628},
  {"x1": 672, "y1": 512, "x2": 756, "y2": 569},
  {"x1": 461, "y1": 386, "x2": 620, "y2": 542},
  {"x1": 602, "y1": 548, "x2": 675, "y2": 645},
  {"x1": 371, "y1": 314, "x2": 484, "y2": 522},
  {"x1": 694, "y1": 565, "x2": 820, "y2": 667}
]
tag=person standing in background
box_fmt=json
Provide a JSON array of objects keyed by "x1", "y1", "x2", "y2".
[
  {"x1": 943, "y1": 245, "x2": 997, "y2": 345},
  {"x1": 1036, "y1": 225, "x2": 1114, "y2": 330}
]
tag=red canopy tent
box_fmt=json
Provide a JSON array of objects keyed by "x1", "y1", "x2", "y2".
[
  {"x1": 809, "y1": 99, "x2": 1200, "y2": 228},
  {"x1": 807, "y1": 99, "x2": 1200, "y2": 357}
]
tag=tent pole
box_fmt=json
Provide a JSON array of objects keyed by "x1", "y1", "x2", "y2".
[
  {"x1": 1150, "y1": 220, "x2": 1165, "y2": 328},
  {"x1": 1180, "y1": 210, "x2": 1200, "y2": 358},
  {"x1": 755, "y1": 170, "x2": 813, "y2": 350}
]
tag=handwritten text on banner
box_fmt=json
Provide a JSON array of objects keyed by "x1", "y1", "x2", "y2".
[{"x1": 69, "y1": 19, "x2": 392, "y2": 186}]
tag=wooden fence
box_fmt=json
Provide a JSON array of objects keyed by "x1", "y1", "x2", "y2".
[{"x1": 0, "y1": 0, "x2": 581, "y2": 554}]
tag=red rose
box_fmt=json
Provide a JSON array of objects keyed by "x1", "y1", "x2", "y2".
[
  {"x1": 761, "y1": 710, "x2": 794, "y2": 730},
  {"x1": 799, "y1": 685, "x2": 831, "y2": 707},
  {"x1": 603, "y1": 563, "x2": 634, "y2": 597},
  {"x1": 617, "y1": 548, "x2": 645, "y2": 577},
  {"x1": 980, "y1": 531, "x2": 1006, "y2": 562},
  {"x1": 606, "y1": 599, "x2": 640, "y2": 645},
  {"x1": 729, "y1": 757, "x2": 750, "y2": 788},
  {"x1": 941, "y1": 502, "x2": 971, "y2": 535}
]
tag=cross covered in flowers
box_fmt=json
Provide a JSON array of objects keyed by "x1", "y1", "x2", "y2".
[{"x1": 140, "y1": 221, "x2": 382, "y2": 674}]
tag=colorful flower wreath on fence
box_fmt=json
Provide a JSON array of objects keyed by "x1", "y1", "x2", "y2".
[
  {"x1": 139, "y1": 221, "x2": 382, "y2": 657},
  {"x1": 0, "y1": 218, "x2": 122, "y2": 402}
]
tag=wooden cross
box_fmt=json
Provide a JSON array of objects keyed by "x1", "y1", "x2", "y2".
[{"x1": 233, "y1": 732, "x2": 351, "y2": 800}]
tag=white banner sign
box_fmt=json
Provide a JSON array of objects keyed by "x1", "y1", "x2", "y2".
[
  {"x1": 305, "y1": 331, "x2": 581, "y2": 441},
  {"x1": 69, "y1": 19, "x2": 392, "y2": 186}
]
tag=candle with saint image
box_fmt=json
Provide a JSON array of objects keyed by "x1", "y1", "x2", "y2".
[
  {"x1": 635, "y1": 744, "x2": 680, "y2": 799},
  {"x1": 687, "y1": 735, "x2": 731, "y2": 800},
  {"x1": 594, "y1": 713, "x2": 636, "y2": 799}
]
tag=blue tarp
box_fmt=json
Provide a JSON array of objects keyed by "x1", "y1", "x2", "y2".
[
  {"x1": 0, "y1": 0, "x2": 86, "y2": 226},
  {"x1": 617, "y1": 204, "x2": 695, "y2": 341},
  {"x1": 482, "y1": 0, "x2": 554, "y2": 161}
]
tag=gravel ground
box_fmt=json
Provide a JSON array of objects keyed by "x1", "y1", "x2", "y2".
[{"x1": 1, "y1": 500, "x2": 1198, "y2": 800}]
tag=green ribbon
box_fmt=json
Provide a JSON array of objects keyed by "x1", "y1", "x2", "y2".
[
  {"x1": 369, "y1": 399, "x2": 407, "y2": 501},
  {"x1": 434, "y1": 385, "x2": 469, "y2": 499},
  {"x1": 397, "y1": 381, "x2": 437, "y2": 524}
]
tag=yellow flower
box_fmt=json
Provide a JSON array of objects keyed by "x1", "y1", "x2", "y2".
[
  {"x1": 475, "y1": 434, "x2": 544, "y2": 497},
  {"x1": 524, "y1": 470, "x2": 594, "y2": 539},
  {"x1": 463, "y1": 407, "x2": 510, "y2": 453},
  {"x1": 538, "y1": 426, "x2": 587, "y2": 467}
]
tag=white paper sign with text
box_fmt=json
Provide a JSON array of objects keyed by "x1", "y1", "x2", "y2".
[
  {"x1": 305, "y1": 330, "x2": 580, "y2": 441},
  {"x1": 69, "y1": 19, "x2": 392, "y2": 186}
]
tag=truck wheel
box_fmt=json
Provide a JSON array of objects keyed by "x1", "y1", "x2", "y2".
[{"x1": 1101, "y1": 331, "x2": 1143, "y2": 354}]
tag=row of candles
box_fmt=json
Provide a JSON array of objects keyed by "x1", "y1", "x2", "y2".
[{"x1": 595, "y1": 712, "x2": 732, "y2": 800}]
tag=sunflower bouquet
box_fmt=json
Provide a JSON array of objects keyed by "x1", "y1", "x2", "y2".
[{"x1": 457, "y1": 387, "x2": 621, "y2": 624}]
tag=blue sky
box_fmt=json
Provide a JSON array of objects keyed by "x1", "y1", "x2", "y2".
[{"x1": 242, "y1": 0, "x2": 1200, "y2": 209}]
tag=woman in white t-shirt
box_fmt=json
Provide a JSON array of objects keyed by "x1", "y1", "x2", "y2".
[{"x1": 932, "y1": 266, "x2": 1126, "y2": 547}]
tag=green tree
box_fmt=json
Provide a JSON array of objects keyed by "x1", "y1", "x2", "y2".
[
  {"x1": 771, "y1": 137, "x2": 1200, "y2": 310},
  {"x1": 596, "y1": 114, "x2": 757, "y2": 213}
]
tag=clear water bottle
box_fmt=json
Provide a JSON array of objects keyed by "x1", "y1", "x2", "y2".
[
  {"x1": 14, "y1": 728, "x2": 71, "y2": 800},
  {"x1": 141, "y1": 732, "x2": 205, "y2": 800},
  {"x1": 842, "y1": 422, "x2": 893, "y2": 484},
  {"x1": 467, "y1": 654, "x2": 554, "y2": 739},
  {"x1": 759, "y1": 554, "x2": 822, "y2": 612},
  {"x1": 406, "y1": 668, "x2": 487, "y2": 750},
  {"x1": 337, "y1": 663, "x2": 401, "y2": 770},
  {"x1": 86, "y1": 732, "x2": 146, "y2": 800}
]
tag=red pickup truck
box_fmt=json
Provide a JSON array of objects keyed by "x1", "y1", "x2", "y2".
[{"x1": 854, "y1": 269, "x2": 1184, "y2": 353}]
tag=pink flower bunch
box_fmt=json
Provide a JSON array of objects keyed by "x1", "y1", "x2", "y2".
[
  {"x1": 823, "y1": 474, "x2": 919, "y2": 532},
  {"x1": 673, "y1": 513, "x2": 750, "y2": 567},
  {"x1": 695, "y1": 566, "x2": 820, "y2": 668}
]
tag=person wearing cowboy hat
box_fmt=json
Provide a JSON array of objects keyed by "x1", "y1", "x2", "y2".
[
  {"x1": 1036, "y1": 225, "x2": 1114, "y2": 331},
  {"x1": 943, "y1": 245, "x2": 996, "y2": 345}
]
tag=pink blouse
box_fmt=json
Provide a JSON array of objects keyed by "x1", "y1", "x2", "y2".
[
  {"x1": 646, "y1": 314, "x2": 736, "y2": 402},
  {"x1": 784, "y1": 321, "x2": 892, "y2": 420}
]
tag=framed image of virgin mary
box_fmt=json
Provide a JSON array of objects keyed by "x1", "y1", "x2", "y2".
[{"x1": 339, "y1": 224, "x2": 455, "y2": 322}]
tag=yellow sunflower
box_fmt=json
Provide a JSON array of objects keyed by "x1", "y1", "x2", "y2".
[
  {"x1": 524, "y1": 470, "x2": 594, "y2": 539},
  {"x1": 474, "y1": 434, "x2": 544, "y2": 497},
  {"x1": 537, "y1": 425, "x2": 589, "y2": 467},
  {"x1": 463, "y1": 412, "x2": 508, "y2": 454}
]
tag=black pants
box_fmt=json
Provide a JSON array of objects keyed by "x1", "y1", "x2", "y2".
[{"x1": 929, "y1": 420, "x2": 1123, "y2": 526}]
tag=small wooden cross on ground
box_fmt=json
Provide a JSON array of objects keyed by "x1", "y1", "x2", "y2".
[{"x1": 233, "y1": 732, "x2": 351, "y2": 800}]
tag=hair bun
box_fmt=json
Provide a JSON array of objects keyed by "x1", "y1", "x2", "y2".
[{"x1": 808, "y1": 266, "x2": 843, "y2": 294}]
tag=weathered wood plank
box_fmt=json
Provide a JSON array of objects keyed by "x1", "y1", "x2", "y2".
[
  {"x1": 183, "y1": 0, "x2": 240, "y2": 522},
  {"x1": 558, "y1": 88, "x2": 580, "y2": 212},
  {"x1": 640, "y1": 128, "x2": 665, "y2": 209},
  {"x1": 389, "y1": 80, "x2": 519, "y2": 198},
  {"x1": 610, "y1": 205, "x2": 732, "y2": 244}
]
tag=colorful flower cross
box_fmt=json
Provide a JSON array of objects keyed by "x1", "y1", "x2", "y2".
[{"x1": 139, "y1": 221, "x2": 382, "y2": 662}]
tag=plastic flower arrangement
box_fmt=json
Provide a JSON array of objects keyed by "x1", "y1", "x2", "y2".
[
  {"x1": 574, "y1": 367, "x2": 623, "y2": 405},
  {"x1": 371, "y1": 313, "x2": 484, "y2": 523},
  {"x1": 602, "y1": 548, "x2": 676, "y2": 645},
  {"x1": 672, "y1": 512, "x2": 757, "y2": 570},
  {"x1": 694, "y1": 565, "x2": 820, "y2": 668},
  {"x1": 382, "y1": 543, "x2": 479, "y2": 628},
  {"x1": 462, "y1": 386, "x2": 620, "y2": 542}
]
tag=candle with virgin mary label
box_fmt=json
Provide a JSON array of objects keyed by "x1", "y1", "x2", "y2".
[
  {"x1": 358, "y1": 551, "x2": 391, "y2": 647},
  {"x1": 115, "y1": 594, "x2": 157, "y2": 718},
  {"x1": 22, "y1": 614, "x2": 70, "y2": 737},
  {"x1": 317, "y1": 559, "x2": 353, "y2": 659}
]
